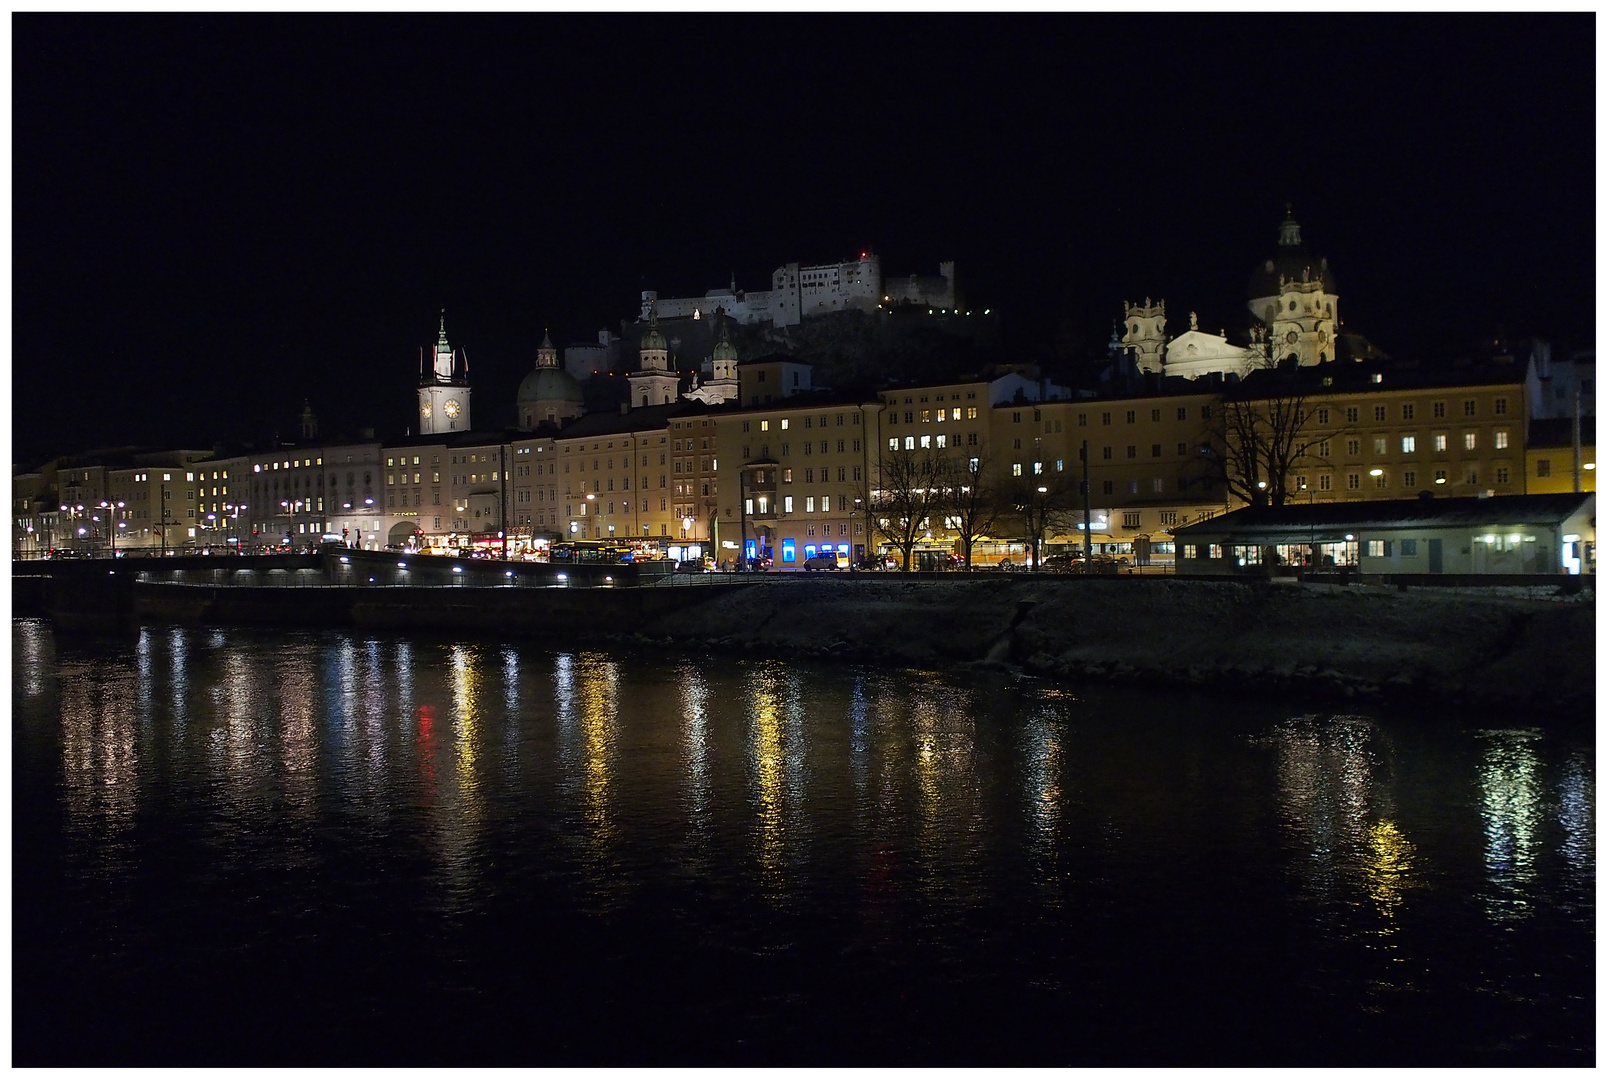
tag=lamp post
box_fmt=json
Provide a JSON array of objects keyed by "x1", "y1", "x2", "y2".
[
  {"x1": 99, "y1": 500, "x2": 125, "y2": 556},
  {"x1": 854, "y1": 496, "x2": 864, "y2": 567}
]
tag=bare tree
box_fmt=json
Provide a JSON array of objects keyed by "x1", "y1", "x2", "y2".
[
  {"x1": 860, "y1": 444, "x2": 946, "y2": 571},
  {"x1": 936, "y1": 448, "x2": 1001, "y2": 570},
  {"x1": 1002, "y1": 468, "x2": 1083, "y2": 570},
  {"x1": 1200, "y1": 346, "x2": 1327, "y2": 508}
]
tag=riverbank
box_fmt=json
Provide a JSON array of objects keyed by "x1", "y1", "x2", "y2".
[{"x1": 621, "y1": 577, "x2": 1596, "y2": 719}]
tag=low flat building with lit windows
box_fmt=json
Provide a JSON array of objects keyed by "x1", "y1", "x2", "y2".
[{"x1": 1174, "y1": 493, "x2": 1595, "y2": 576}]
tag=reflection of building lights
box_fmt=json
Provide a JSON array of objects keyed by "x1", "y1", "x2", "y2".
[{"x1": 1363, "y1": 820, "x2": 1416, "y2": 923}]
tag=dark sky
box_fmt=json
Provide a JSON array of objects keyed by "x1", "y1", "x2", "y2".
[{"x1": 13, "y1": 14, "x2": 1595, "y2": 465}]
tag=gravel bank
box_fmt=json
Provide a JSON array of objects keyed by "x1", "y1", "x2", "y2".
[{"x1": 623, "y1": 577, "x2": 1595, "y2": 719}]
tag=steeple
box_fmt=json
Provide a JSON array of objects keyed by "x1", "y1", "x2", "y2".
[
  {"x1": 639, "y1": 302, "x2": 669, "y2": 370},
  {"x1": 710, "y1": 314, "x2": 739, "y2": 381},
  {"x1": 433, "y1": 308, "x2": 455, "y2": 382},
  {"x1": 1278, "y1": 204, "x2": 1303, "y2": 247},
  {"x1": 536, "y1": 328, "x2": 558, "y2": 369}
]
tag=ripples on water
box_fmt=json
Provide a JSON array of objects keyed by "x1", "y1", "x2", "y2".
[{"x1": 11, "y1": 620, "x2": 1594, "y2": 1066}]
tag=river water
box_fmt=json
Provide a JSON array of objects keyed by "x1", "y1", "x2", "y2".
[{"x1": 11, "y1": 619, "x2": 1594, "y2": 1066}]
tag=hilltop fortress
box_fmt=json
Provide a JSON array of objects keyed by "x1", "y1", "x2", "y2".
[{"x1": 641, "y1": 251, "x2": 958, "y2": 328}]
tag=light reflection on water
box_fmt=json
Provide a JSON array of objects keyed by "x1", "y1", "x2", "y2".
[
  {"x1": 1476, "y1": 728, "x2": 1545, "y2": 921},
  {"x1": 13, "y1": 621, "x2": 1595, "y2": 1065}
]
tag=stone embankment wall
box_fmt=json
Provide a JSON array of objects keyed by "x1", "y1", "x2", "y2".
[{"x1": 626, "y1": 577, "x2": 1595, "y2": 719}]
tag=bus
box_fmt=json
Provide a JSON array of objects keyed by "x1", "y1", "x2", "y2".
[{"x1": 549, "y1": 540, "x2": 634, "y2": 564}]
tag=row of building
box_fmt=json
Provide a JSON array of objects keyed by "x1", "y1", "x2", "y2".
[
  {"x1": 14, "y1": 214, "x2": 1595, "y2": 570},
  {"x1": 14, "y1": 344, "x2": 1595, "y2": 570}
]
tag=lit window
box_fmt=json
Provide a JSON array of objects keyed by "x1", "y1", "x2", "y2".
[
  {"x1": 1401, "y1": 435, "x2": 1416, "y2": 453},
  {"x1": 1464, "y1": 433, "x2": 1477, "y2": 451},
  {"x1": 1434, "y1": 434, "x2": 1447, "y2": 453},
  {"x1": 1494, "y1": 430, "x2": 1509, "y2": 449},
  {"x1": 1012, "y1": 463, "x2": 1023, "y2": 476}
]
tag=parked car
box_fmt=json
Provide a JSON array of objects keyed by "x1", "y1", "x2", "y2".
[{"x1": 803, "y1": 554, "x2": 841, "y2": 570}]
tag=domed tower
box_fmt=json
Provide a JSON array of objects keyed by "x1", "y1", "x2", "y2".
[
  {"x1": 1247, "y1": 207, "x2": 1339, "y2": 367},
  {"x1": 1119, "y1": 298, "x2": 1167, "y2": 374},
  {"x1": 685, "y1": 310, "x2": 740, "y2": 405},
  {"x1": 418, "y1": 309, "x2": 472, "y2": 434},
  {"x1": 517, "y1": 328, "x2": 585, "y2": 430},
  {"x1": 628, "y1": 302, "x2": 681, "y2": 408}
]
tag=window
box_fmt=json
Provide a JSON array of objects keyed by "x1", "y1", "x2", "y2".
[
  {"x1": 1494, "y1": 430, "x2": 1509, "y2": 450},
  {"x1": 1374, "y1": 472, "x2": 1388, "y2": 489},
  {"x1": 1102, "y1": 480, "x2": 1114, "y2": 495},
  {"x1": 1126, "y1": 445, "x2": 1137, "y2": 459},
  {"x1": 1012, "y1": 463, "x2": 1023, "y2": 476},
  {"x1": 1152, "y1": 478, "x2": 1164, "y2": 493},
  {"x1": 1159, "y1": 511, "x2": 1177, "y2": 526},
  {"x1": 1400, "y1": 435, "x2": 1416, "y2": 453},
  {"x1": 1373, "y1": 437, "x2": 1387, "y2": 455},
  {"x1": 1433, "y1": 401, "x2": 1446, "y2": 419},
  {"x1": 1177, "y1": 442, "x2": 1187, "y2": 456},
  {"x1": 1496, "y1": 466, "x2": 1510, "y2": 484},
  {"x1": 1151, "y1": 409, "x2": 1161, "y2": 422},
  {"x1": 1402, "y1": 404, "x2": 1415, "y2": 421},
  {"x1": 1346, "y1": 473, "x2": 1360, "y2": 490},
  {"x1": 1101, "y1": 412, "x2": 1112, "y2": 425},
  {"x1": 1151, "y1": 444, "x2": 1162, "y2": 458},
  {"x1": 1465, "y1": 468, "x2": 1479, "y2": 485},
  {"x1": 1318, "y1": 474, "x2": 1332, "y2": 491},
  {"x1": 1366, "y1": 540, "x2": 1390, "y2": 558},
  {"x1": 1373, "y1": 406, "x2": 1387, "y2": 421},
  {"x1": 1346, "y1": 439, "x2": 1360, "y2": 456},
  {"x1": 1317, "y1": 408, "x2": 1330, "y2": 424},
  {"x1": 1102, "y1": 446, "x2": 1112, "y2": 460},
  {"x1": 1464, "y1": 432, "x2": 1477, "y2": 451},
  {"x1": 1537, "y1": 459, "x2": 1552, "y2": 478},
  {"x1": 1433, "y1": 434, "x2": 1447, "y2": 453},
  {"x1": 1122, "y1": 511, "x2": 1141, "y2": 528},
  {"x1": 1319, "y1": 441, "x2": 1331, "y2": 457},
  {"x1": 1434, "y1": 469, "x2": 1448, "y2": 484},
  {"x1": 1126, "y1": 410, "x2": 1136, "y2": 424},
  {"x1": 1403, "y1": 470, "x2": 1416, "y2": 488},
  {"x1": 1463, "y1": 400, "x2": 1477, "y2": 417},
  {"x1": 1078, "y1": 413, "x2": 1088, "y2": 427},
  {"x1": 1177, "y1": 407, "x2": 1187, "y2": 421},
  {"x1": 1345, "y1": 407, "x2": 1359, "y2": 423}
]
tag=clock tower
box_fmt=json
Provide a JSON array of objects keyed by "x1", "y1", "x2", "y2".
[{"x1": 418, "y1": 310, "x2": 472, "y2": 434}]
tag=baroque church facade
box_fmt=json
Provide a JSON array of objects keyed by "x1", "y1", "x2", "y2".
[{"x1": 1118, "y1": 210, "x2": 1340, "y2": 380}]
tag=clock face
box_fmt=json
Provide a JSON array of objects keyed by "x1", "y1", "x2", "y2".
[
  {"x1": 445, "y1": 399, "x2": 461, "y2": 419},
  {"x1": 1286, "y1": 330, "x2": 1299, "y2": 344},
  {"x1": 421, "y1": 404, "x2": 432, "y2": 418}
]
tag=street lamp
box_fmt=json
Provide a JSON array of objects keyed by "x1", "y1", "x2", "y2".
[{"x1": 99, "y1": 500, "x2": 125, "y2": 556}]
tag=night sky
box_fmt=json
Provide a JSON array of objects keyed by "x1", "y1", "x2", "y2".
[{"x1": 12, "y1": 14, "x2": 1595, "y2": 466}]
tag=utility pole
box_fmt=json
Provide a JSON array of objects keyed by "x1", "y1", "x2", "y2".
[
  {"x1": 1572, "y1": 389, "x2": 1582, "y2": 494},
  {"x1": 1081, "y1": 440, "x2": 1093, "y2": 561}
]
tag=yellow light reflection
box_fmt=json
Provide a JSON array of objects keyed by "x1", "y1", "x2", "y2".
[
  {"x1": 1362, "y1": 819, "x2": 1416, "y2": 927},
  {"x1": 576, "y1": 652, "x2": 618, "y2": 847},
  {"x1": 747, "y1": 665, "x2": 785, "y2": 885}
]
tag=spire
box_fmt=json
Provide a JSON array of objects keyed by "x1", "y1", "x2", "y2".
[
  {"x1": 540, "y1": 328, "x2": 554, "y2": 350},
  {"x1": 1278, "y1": 204, "x2": 1302, "y2": 247},
  {"x1": 438, "y1": 308, "x2": 450, "y2": 349}
]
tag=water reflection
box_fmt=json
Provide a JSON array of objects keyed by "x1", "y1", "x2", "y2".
[
  {"x1": 1476, "y1": 728, "x2": 1545, "y2": 921},
  {"x1": 745, "y1": 662, "x2": 788, "y2": 890},
  {"x1": 59, "y1": 655, "x2": 139, "y2": 831},
  {"x1": 1556, "y1": 750, "x2": 1594, "y2": 884},
  {"x1": 1268, "y1": 713, "x2": 1417, "y2": 941},
  {"x1": 679, "y1": 662, "x2": 712, "y2": 845}
]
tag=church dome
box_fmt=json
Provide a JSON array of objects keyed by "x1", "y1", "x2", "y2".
[
  {"x1": 517, "y1": 366, "x2": 584, "y2": 405},
  {"x1": 1248, "y1": 210, "x2": 1337, "y2": 299}
]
